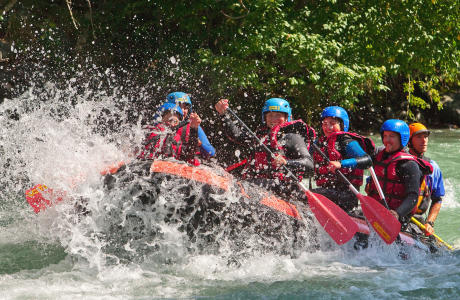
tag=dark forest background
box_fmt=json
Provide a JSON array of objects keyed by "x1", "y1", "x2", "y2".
[{"x1": 0, "y1": 0, "x2": 459, "y2": 134}]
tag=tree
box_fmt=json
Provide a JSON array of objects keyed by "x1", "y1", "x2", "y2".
[{"x1": 1, "y1": 0, "x2": 458, "y2": 127}]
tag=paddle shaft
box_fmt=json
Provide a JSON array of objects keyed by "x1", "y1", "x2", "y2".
[
  {"x1": 410, "y1": 217, "x2": 453, "y2": 250},
  {"x1": 369, "y1": 167, "x2": 390, "y2": 210},
  {"x1": 310, "y1": 143, "x2": 361, "y2": 196},
  {"x1": 226, "y1": 108, "x2": 306, "y2": 190}
]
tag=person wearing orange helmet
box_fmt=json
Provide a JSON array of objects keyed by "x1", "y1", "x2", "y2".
[{"x1": 408, "y1": 122, "x2": 445, "y2": 236}]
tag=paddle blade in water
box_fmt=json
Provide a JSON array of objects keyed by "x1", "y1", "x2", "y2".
[
  {"x1": 25, "y1": 184, "x2": 64, "y2": 213},
  {"x1": 358, "y1": 194, "x2": 400, "y2": 244},
  {"x1": 305, "y1": 190, "x2": 358, "y2": 245}
]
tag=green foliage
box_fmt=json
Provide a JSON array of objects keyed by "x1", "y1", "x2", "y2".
[
  {"x1": 155, "y1": 0, "x2": 457, "y2": 120},
  {"x1": 404, "y1": 76, "x2": 444, "y2": 120},
  {"x1": 1, "y1": 0, "x2": 458, "y2": 126}
]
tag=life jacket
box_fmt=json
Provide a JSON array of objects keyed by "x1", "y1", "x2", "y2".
[
  {"x1": 226, "y1": 120, "x2": 314, "y2": 180},
  {"x1": 137, "y1": 123, "x2": 195, "y2": 163},
  {"x1": 414, "y1": 177, "x2": 430, "y2": 214},
  {"x1": 269, "y1": 119, "x2": 316, "y2": 151},
  {"x1": 181, "y1": 123, "x2": 201, "y2": 166},
  {"x1": 313, "y1": 131, "x2": 375, "y2": 188},
  {"x1": 367, "y1": 150, "x2": 433, "y2": 214},
  {"x1": 413, "y1": 155, "x2": 433, "y2": 215}
]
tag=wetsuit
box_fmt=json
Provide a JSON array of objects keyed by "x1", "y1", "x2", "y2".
[{"x1": 312, "y1": 134, "x2": 373, "y2": 213}]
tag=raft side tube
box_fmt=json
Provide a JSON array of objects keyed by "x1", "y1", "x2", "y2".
[{"x1": 150, "y1": 160, "x2": 230, "y2": 191}]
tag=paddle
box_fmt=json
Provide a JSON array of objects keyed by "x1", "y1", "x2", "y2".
[
  {"x1": 311, "y1": 143, "x2": 401, "y2": 244},
  {"x1": 410, "y1": 217, "x2": 453, "y2": 250},
  {"x1": 226, "y1": 108, "x2": 358, "y2": 245},
  {"x1": 25, "y1": 184, "x2": 65, "y2": 213}
]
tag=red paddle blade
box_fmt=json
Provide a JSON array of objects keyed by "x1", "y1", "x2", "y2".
[
  {"x1": 305, "y1": 190, "x2": 358, "y2": 245},
  {"x1": 25, "y1": 184, "x2": 64, "y2": 213},
  {"x1": 358, "y1": 194, "x2": 400, "y2": 244}
]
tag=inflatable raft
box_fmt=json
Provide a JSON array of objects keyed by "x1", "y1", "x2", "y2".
[
  {"x1": 100, "y1": 159, "x2": 448, "y2": 255},
  {"x1": 26, "y1": 159, "x2": 449, "y2": 258}
]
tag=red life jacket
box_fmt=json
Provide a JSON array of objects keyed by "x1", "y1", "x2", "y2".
[
  {"x1": 313, "y1": 132, "x2": 375, "y2": 188},
  {"x1": 226, "y1": 119, "x2": 314, "y2": 180},
  {"x1": 269, "y1": 119, "x2": 316, "y2": 151},
  {"x1": 181, "y1": 123, "x2": 201, "y2": 166},
  {"x1": 367, "y1": 150, "x2": 433, "y2": 213},
  {"x1": 137, "y1": 123, "x2": 193, "y2": 161}
]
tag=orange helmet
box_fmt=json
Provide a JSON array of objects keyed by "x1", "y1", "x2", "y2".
[{"x1": 409, "y1": 122, "x2": 430, "y2": 139}]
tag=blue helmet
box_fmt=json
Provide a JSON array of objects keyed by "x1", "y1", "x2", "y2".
[
  {"x1": 261, "y1": 98, "x2": 292, "y2": 123},
  {"x1": 158, "y1": 102, "x2": 183, "y2": 118},
  {"x1": 166, "y1": 92, "x2": 192, "y2": 112},
  {"x1": 380, "y1": 119, "x2": 410, "y2": 147},
  {"x1": 321, "y1": 106, "x2": 349, "y2": 132}
]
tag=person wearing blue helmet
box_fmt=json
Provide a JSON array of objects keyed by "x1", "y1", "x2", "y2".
[
  {"x1": 166, "y1": 91, "x2": 216, "y2": 158},
  {"x1": 366, "y1": 119, "x2": 433, "y2": 226},
  {"x1": 138, "y1": 102, "x2": 202, "y2": 163},
  {"x1": 311, "y1": 106, "x2": 374, "y2": 213},
  {"x1": 215, "y1": 98, "x2": 315, "y2": 198}
]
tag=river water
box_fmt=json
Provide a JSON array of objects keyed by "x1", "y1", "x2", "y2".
[{"x1": 1, "y1": 85, "x2": 459, "y2": 299}]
